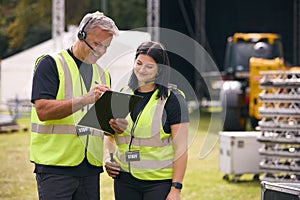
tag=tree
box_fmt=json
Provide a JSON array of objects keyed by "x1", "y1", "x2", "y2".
[
  {"x1": 6, "y1": 0, "x2": 51, "y2": 50},
  {"x1": 108, "y1": 0, "x2": 147, "y2": 30},
  {"x1": 1, "y1": 0, "x2": 147, "y2": 58},
  {"x1": 0, "y1": 0, "x2": 19, "y2": 58}
]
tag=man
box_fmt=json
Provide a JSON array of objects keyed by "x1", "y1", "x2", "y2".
[{"x1": 30, "y1": 11, "x2": 118, "y2": 200}]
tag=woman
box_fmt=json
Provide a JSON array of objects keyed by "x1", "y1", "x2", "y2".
[{"x1": 105, "y1": 41, "x2": 189, "y2": 200}]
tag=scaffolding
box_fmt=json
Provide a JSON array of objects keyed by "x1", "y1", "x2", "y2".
[
  {"x1": 147, "y1": 0, "x2": 160, "y2": 41},
  {"x1": 52, "y1": 0, "x2": 65, "y2": 51}
]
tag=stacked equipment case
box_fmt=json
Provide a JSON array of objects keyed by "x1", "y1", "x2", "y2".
[{"x1": 257, "y1": 70, "x2": 300, "y2": 182}]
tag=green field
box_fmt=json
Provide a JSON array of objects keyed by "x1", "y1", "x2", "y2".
[{"x1": 0, "y1": 112, "x2": 261, "y2": 200}]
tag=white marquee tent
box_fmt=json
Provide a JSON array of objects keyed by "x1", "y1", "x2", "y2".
[{"x1": 0, "y1": 30, "x2": 151, "y2": 104}]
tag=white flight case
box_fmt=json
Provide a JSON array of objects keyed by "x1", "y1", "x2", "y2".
[{"x1": 219, "y1": 131, "x2": 262, "y2": 182}]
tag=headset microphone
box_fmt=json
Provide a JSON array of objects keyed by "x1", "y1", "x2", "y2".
[
  {"x1": 144, "y1": 80, "x2": 154, "y2": 84},
  {"x1": 144, "y1": 78, "x2": 156, "y2": 84},
  {"x1": 82, "y1": 39, "x2": 95, "y2": 52}
]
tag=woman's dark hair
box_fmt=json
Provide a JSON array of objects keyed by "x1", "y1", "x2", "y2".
[{"x1": 128, "y1": 41, "x2": 171, "y2": 99}]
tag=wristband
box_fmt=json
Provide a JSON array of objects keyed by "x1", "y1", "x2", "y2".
[{"x1": 171, "y1": 182, "x2": 183, "y2": 189}]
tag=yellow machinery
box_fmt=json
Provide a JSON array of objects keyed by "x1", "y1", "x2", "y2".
[
  {"x1": 248, "y1": 57, "x2": 285, "y2": 124},
  {"x1": 220, "y1": 33, "x2": 285, "y2": 131}
]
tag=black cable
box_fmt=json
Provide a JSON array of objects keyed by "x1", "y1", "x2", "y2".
[{"x1": 128, "y1": 111, "x2": 143, "y2": 151}]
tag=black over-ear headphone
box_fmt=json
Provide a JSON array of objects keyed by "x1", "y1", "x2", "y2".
[{"x1": 77, "y1": 17, "x2": 93, "y2": 40}]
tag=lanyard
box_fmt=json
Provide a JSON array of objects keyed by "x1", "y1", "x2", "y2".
[{"x1": 128, "y1": 110, "x2": 143, "y2": 151}]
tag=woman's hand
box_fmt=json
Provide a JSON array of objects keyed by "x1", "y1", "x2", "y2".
[
  {"x1": 109, "y1": 118, "x2": 128, "y2": 134},
  {"x1": 166, "y1": 187, "x2": 181, "y2": 200},
  {"x1": 105, "y1": 161, "x2": 121, "y2": 179}
]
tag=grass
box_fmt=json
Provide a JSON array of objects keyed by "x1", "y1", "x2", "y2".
[{"x1": 0, "y1": 112, "x2": 261, "y2": 200}]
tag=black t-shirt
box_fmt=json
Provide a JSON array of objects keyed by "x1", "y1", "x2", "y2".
[
  {"x1": 31, "y1": 49, "x2": 103, "y2": 176},
  {"x1": 132, "y1": 89, "x2": 189, "y2": 133}
]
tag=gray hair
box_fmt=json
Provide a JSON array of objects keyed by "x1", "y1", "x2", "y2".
[{"x1": 78, "y1": 11, "x2": 119, "y2": 36}]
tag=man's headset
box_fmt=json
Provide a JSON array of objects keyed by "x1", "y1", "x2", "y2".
[
  {"x1": 77, "y1": 17, "x2": 95, "y2": 51},
  {"x1": 78, "y1": 17, "x2": 92, "y2": 40}
]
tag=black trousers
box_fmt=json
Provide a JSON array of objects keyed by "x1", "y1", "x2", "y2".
[
  {"x1": 114, "y1": 172, "x2": 172, "y2": 200},
  {"x1": 35, "y1": 173, "x2": 100, "y2": 200}
]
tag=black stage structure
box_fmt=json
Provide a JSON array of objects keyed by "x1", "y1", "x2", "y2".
[{"x1": 157, "y1": 0, "x2": 298, "y2": 99}]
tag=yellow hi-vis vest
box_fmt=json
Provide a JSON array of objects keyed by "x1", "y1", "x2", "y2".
[
  {"x1": 30, "y1": 50, "x2": 110, "y2": 167},
  {"x1": 114, "y1": 89, "x2": 175, "y2": 180}
]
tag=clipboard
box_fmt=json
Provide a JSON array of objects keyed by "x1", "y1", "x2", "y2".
[{"x1": 77, "y1": 90, "x2": 142, "y2": 135}]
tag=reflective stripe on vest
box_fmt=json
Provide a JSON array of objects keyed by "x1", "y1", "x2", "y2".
[
  {"x1": 56, "y1": 52, "x2": 73, "y2": 99},
  {"x1": 114, "y1": 89, "x2": 174, "y2": 180},
  {"x1": 118, "y1": 154, "x2": 173, "y2": 169},
  {"x1": 31, "y1": 122, "x2": 104, "y2": 137}
]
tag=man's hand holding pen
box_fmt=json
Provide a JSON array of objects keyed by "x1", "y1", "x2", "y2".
[
  {"x1": 83, "y1": 85, "x2": 109, "y2": 104},
  {"x1": 90, "y1": 81, "x2": 110, "y2": 102}
]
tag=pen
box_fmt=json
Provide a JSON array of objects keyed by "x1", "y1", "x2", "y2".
[
  {"x1": 110, "y1": 152, "x2": 119, "y2": 179},
  {"x1": 110, "y1": 153, "x2": 115, "y2": 162}
]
